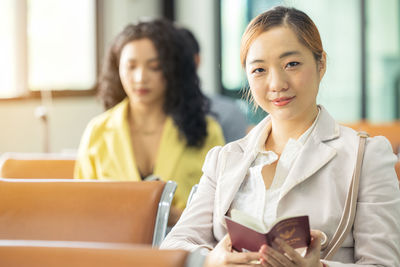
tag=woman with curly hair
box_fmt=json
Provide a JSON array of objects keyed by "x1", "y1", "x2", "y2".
[{"x1": 74, "y1": 18, "x2": 225, "y2": 224}]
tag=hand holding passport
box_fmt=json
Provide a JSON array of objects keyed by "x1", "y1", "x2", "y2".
[{"x1": 225, "y1": 209, "x2": 311, "y2": 256}]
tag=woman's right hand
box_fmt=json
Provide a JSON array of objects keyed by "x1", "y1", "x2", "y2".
[{"x1": 204, "y1": 234, "x2": 261, "y2": 267}]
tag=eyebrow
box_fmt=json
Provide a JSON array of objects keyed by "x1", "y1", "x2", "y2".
[
  {"x1": 279, "y1": 51, "x2": 301, "y2": 59},
  {"x1": 248, "y1": 59, "x2": 265, "y2": 65},
  {"x1": 248, "y1": 51, "x2": 301, "y2": 65},
  {"x1": 127, "y1": 58, "x2": 159, "y2": 63},
  {"x1": 147, "y1": 58, "x2": 160, "y2": 63}
]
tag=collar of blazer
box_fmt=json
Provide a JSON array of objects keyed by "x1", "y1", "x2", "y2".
[
  {"x1": 102, "y1": 98, "x2": 140, "y2": 180},
  {"x1": 216, "y1": 105, "x2": 340, "y2": 226},
  {"x1": 102, "y1": 98, "x2": 185, "y2": 181}
]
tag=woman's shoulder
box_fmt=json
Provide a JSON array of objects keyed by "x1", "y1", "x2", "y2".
[
  {"x1": 202, "y1": 131, "x2": 248, "y2": 161},
  {"x1": 210, "y1": 115, "x2": 268, "y2": 155},
  {"x1": 207, "y1": 136, "x2": 247, "y2": 157},
  {"x1": 339, "y1": 124, "x2": 393, "y2": 151},
  {"x1": 337, "y1": 124, "x2": 396, "y2": 173},
  {"x1": 85, "y1": 99, "x2": 128, "y2": 132}
]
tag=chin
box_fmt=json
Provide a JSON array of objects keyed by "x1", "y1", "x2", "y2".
[
  {"x1": 131, "y1": 97, "x2": 151, "y2": 105},
  {"x1": 269, "y1": 108, "x2": 299, "y2": 122}
]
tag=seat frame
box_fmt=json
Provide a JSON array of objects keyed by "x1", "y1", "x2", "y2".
[{"x1": 153, "y1": 180, "x2": 177, "y2": 247}]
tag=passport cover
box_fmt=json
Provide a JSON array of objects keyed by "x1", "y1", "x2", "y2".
[{"x1": 225, "y1": 215, "x2": 311, "y2": 253}]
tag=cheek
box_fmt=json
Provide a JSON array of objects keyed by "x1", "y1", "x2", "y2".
[
  {"x1": 249, "y1": 78, "x2": 266, "y2": 99},
  {"x1": 119, "y1": 68, "x2": 129, "y2": 85},
  {"x1": 250, "y1": 85, "x2": 269, "y2": 110},
  {"x1": 250, "y1": 85, "x2": 263, "y2": 99},
  {"x1": 295, "y1": 68, "x2": 320, "y2": 96},
  {"x1": 152, "y1": 73, "x2": 167, "y2": 92},
  {"x1": 119, "y1": 69, "x2": 134, "y2": 95},
  {"x1": 248, "y1": 75, "x2": 258, "y2": 91}
]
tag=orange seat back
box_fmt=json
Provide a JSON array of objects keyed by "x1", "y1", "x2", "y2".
[
  {"x1": 0, "y1": 179, "x2": 165, "y2": 245},
  {"x1": 0, "y1": 153, "x2": 75, "y2": 179},
  {"x1": 0, "y1": 241, "x2": 188, "y2": 267}
]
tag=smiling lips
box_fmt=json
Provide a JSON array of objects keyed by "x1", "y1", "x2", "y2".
[{"x1": 271, "y1": 96, "x2": 295, "y2": 106}]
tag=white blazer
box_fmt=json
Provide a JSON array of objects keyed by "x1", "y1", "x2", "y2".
[{"x1": 161, "y1": 106, "x2": 400, "y2": 267}]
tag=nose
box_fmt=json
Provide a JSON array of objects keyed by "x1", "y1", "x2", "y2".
[
  {"x1": 268, "y1": 69, "x2": 288, "y2": 92},
  {"x1": 132, "y1": 67, "x2": 148, "y2": 83}
]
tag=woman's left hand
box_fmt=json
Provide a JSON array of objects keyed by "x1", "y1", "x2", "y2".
[{"x1": 259, "y1": 230, "x2": 324, "y2": 267}]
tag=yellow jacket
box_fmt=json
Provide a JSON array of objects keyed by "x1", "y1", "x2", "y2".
[{"x1": 74, "y1": 98, "x2": 225, "y2": 210}]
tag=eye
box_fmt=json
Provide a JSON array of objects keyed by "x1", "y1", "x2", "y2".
[
  {"x1": 149, "y1": 62, "x2": 161, "y2": 71},
  {"x1": 286, "y1": 61, "x2": 300, "y2": 68},
  {"x1": 252, "y1": 67, "x2": 265, "y2": 74},
  {"x1": 150, "y1": 65, "x2": 161, "y2": 71},
  {"x1": 127, "y1": 65, "x2": 136, "y2": 70}
]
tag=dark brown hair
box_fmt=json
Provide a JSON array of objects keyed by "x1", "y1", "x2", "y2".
[
  {"x1": 96, "y1": 18, "x2": 210, "y2": 147},
  {"x1": 240, "y1": 6, "x2": 323, "y2": 68}
]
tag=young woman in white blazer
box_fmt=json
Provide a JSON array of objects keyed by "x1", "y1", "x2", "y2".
[{"x1": 161, "y1": 6, "x2": 400, "y2": 267}]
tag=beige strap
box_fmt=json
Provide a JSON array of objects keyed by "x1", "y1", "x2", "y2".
[{"x1": 322, "y1": 131, "x2": 368, "y2": 260}]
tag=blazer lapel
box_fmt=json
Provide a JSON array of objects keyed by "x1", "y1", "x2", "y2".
[
  {"x1": 154, "y1": 117, "x2": 185, "y2": 180},
  {"x1": 279, "y1": 106, "x2": 340, "y2": 201},
  {"x1": 216, "y1": 117, "x2": 271, "y2": 227},
  {"x1": 216, "y1": 150, "x2": 257, "y2": 227},
  {"x1": 279, "y1": 136, "x2": 336, "y2": 200},
  {"x1": 104, "y1": 98, "x2": 141, "y2": 181}
]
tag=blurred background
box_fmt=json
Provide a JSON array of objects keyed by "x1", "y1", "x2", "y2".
[{"x1": 0, "y1": 0, "x2": 399, "y2": 153}]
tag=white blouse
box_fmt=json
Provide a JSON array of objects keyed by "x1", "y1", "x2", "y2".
[{"x1": 230, "y1": 109, "x2": 321, "y2": 228}]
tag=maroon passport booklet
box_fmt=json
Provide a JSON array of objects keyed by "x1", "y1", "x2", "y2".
[{"x1": 225, "y1": 210, "x2": 310, "y2": 254}]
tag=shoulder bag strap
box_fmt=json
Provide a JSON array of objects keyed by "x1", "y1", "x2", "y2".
[{"x1": 322, "y1": 131, "x2": 369, "y2": 260}]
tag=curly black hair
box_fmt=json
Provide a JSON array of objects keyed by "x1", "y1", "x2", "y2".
[{"x1": 96, "y1": 18, "x2": 210, "y2": 147}]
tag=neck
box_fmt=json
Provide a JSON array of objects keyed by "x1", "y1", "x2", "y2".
[
  {"x1": 267, "y1": 105, "x2": 318, "y2": 153},
  {"x1": 128, "y1": 102, "x2": 166, "y2": 134}
]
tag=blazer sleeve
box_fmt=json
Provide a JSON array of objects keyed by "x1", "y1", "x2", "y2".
[
  {"x1": 160, "y1": 146, "x2": 223, "y2": 251},
  {"x1": 324, "y1": 136, "x2": 400, "y2": 267}
]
